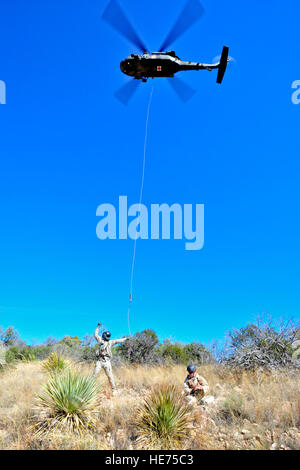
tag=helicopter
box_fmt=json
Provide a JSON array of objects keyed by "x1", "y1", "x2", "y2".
[{"x1": 102, "y1": 0, "x2": 230, "y2": 104}]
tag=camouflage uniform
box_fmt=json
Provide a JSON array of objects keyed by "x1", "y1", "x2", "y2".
[
  {"x1": 183, "y1": 372, "x2": 209, "y2": 405},
  {"x1": 93, "y1": 325, "x2": 127, "y2": 392}
]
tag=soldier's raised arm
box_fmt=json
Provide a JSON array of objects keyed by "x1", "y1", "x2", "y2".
[
  {"x1": 110, "y1": 337, "x2": 128, "y2": 346},
  {"x1": 94, "y1": 323, "x2": 102, "y2": 343}
]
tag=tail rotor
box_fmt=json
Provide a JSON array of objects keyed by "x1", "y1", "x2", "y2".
[{"x1": 216, "y1": 46, "x2": 229, "y2": 84}]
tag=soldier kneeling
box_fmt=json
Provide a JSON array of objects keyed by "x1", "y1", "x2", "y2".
[{"x1": 183, "y1": 364, "x2": 209, "y2": 405}]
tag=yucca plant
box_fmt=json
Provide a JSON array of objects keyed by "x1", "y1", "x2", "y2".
[
  {"x1": 43, "y1": 352, "x2": 69, "y2": 373},
  {"x1": 135, "y1": 384, "x2": 193, "y2": 449},
  {"x1": 35, "y1": 369, "x2": 101, "y2": 434}
]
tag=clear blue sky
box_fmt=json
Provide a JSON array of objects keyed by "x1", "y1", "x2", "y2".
[{"x1": 0, "y1": 0, "x2": 299, "y2": 345}]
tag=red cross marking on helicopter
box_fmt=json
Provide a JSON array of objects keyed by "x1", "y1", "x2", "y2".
[{"x1": 157, "y1": 66, "x2": 162, "y2": 72}]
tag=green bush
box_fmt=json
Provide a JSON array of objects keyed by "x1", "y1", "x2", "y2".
[
  {"x1": 31, "y1": 345, "x2": 53, "y2": 360},
  {"x1": 157, "y1": 340, "x2": 188, "y2": 364},
  {"x1": 117, "y1": 329, "x2": 159, "y2": 364},
  {"x1": 53, "y1": 336, "x2": 83, "y2": 361},
  {"x1": 80, "y1": 345, "x2": 99, "y2": 362},
  {"x1": 183, "y1": 342, "x2": 213, "y2": 364},
  {"x1": 5, "y1": 346, "x2": 36, "y2": 363}
]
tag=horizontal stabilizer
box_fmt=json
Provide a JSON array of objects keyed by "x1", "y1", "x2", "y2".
[{"x1": 216, "y1": 46, "x2": 229, "y2": 84}]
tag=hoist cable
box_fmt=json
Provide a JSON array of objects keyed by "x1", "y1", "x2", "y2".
[{"x1": 127, "y1": 86, "x2": 154, "y2": 336}]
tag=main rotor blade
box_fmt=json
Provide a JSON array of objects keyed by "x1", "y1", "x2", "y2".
[
  {"x1": 159, "y1": 0, "x2": 205, "y2": 52},
  {"x1": 115, "y1": 79, "x2": 141, "y2": 105},
  {"x1": 167, "y1": 76, "x2": 196, "y2": 102},
  {"x1": 102, "y1": 0, "x2": 148, "y2": 53}
]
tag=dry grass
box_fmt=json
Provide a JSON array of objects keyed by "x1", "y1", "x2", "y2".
[{"x1": 0, "y1": 361, "x2": 299, "y2": 450}]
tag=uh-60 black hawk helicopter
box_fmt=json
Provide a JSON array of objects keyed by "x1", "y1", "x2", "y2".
[{"x1": 102, "y1": 0, "x2": 230, "y2": 104}]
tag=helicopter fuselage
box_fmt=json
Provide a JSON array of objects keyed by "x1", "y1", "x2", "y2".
[{"x1": 120, "y1": 51, "x2": 219, "y2": 81}]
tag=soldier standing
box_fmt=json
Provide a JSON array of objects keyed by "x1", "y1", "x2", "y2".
[
  {"x1": 183, "y1": 364, "x2": 209, "y2": 405},
  {"x1": 93, "y1": 322, "x2": 128, "y2": 395}
]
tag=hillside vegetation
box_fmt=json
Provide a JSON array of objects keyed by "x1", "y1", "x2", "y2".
[
  {"x1": 0, "y1": 362, "x2": 299, "y2": 449},
  {"x1": 0, "y1": 318, "x2": 299, "y2": 450}
]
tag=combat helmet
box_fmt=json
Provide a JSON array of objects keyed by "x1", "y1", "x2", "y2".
[
  {"x1": 187, "y1": 364, "x2": 196, "y2": 374},
  {"x1": 102, "y1": 331, "x2": 111, "y2": 342}
]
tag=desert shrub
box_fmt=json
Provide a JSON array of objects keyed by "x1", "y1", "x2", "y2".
[
  {"x1": 79, "y1": 345, "x2": 99, "y2": 362},
  {"x1": 0, "y1": 326, "x2": 25, "y2": 348},
  {"x1": 158, "y1": 340, "x2": 187, "y2": 364},
  {"x1": 43, "y1": 352, "x2": 69, "y2": 373},
  {"x1": 156, "y1": 340, "x2": 212, "y2": 365},
  {"x1": 52, "y1": 336, "x2": 83, "y2": 361},
  {"x1": 31, "y1": 345, "x2": 53, "y2": 360},
  {"x1": 183, "y1": 342, "x2": 213, "y2": 364},
  {"x1": 135, "y1": 384, "x2": 193, "y2": 449},
  {"x1": 4, "y1": 347, "x2": 17, "y2": 363},
  {"x1": 0, "y1": 342, "x2": 6, "y2": 368},
  {"x1": 222, "y1": 318, "x2": 299, "y2": 370},
  {"x1": 219, "y1": 393, "x2": 245, "y2": 422},
  {"x1": 117, "y1": 330, "x2": 212, "y2": 366},
  {"x1": 117, "y1": 329, "x2": 160, "y2": 364},
  {"x1": 0, "y1": 329, "x2": 57, "y2": 363},
  {"x1": 35, "y1": 369, "x2": 101, "y2": 434},
  {"x1": 5, "y1": 346, "x2": 36, "y2": 363},
  {"x1": 291, "y1": 329, "x2": 300, "y2": 361},
  {"x1": 20, "y1": 347, "x2": 36, "y2": 361}
]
